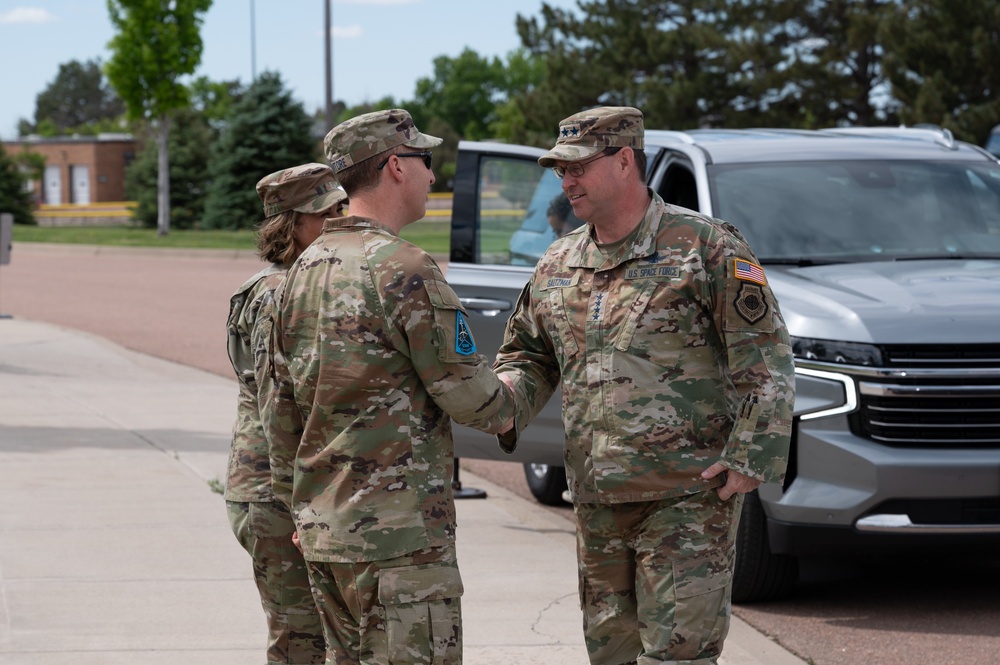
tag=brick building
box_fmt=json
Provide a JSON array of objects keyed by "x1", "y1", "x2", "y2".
[{"x1": 3, "y1": 133, "x2": 137, "y2": 205}]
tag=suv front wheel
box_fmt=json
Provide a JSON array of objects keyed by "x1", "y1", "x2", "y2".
[
  {"x1": 732, "y1": 490, "x2": 798, "y2": 602},
  {"x1": 523, "y1": 463, "x2": 568, "y2": 505}
]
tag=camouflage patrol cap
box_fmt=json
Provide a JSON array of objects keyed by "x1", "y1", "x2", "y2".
[
  {"x1": 324, "y1": 108, "x2": 442, "y2": 173},
  {"x1": 538, "y1": 106, "x2": 645, "y2": 167},
  {"x1": 256, "y1": 163, "x2": 347, "y2": 218}
]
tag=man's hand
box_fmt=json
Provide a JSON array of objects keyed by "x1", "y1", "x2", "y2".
[
  {"x1": 292, "y1": 530, "x2": 303, "y2": 553},
  {"x1": 701, "y1": 463, "x2": 761, "y2": 501}
]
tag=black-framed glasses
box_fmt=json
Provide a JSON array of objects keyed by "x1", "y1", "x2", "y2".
[
  {"x1": 552, "y1": 151, "x2": 609, "y2": 179},
  {"x1": 376, "y1": 151, "x2": 433, "y2": 170}
]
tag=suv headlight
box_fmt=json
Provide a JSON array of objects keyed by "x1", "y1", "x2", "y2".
[
  {"x1": 790, "y1": 337, "x2": 868, "y2": 420},
  {"x1": 791, "y1": 337, "x2": 883, "y2": 366}
]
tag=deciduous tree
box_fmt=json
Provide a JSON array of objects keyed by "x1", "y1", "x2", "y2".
[
  {"x1": 411, "y1": 48, "x2": 509, "y2": 141},
  {"x1": 21, "y1": 58, "x2": 125, "y2": 136},
  {"x1": 105, "y1": 0, "x2": 212, "y2": 235}
]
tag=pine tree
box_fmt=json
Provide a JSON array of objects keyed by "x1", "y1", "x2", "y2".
[
  {"x1": 201, "y1": 72, "x2": 317, "y2": 230},
  {"x1": 510, "y1": 0, "x2": 810, "y2": 139},
  {"x1": 124, "y1": 108, "x2": 213, "y2": 229},
  {"x1": 883, "y1": 0, "x2": 1000, "y2": 143},
  {"x1": 0, "y1": 144, "x2": 35, "y2": 225}
]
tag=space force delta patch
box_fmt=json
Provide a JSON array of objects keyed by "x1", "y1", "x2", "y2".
[
  {"x1": 734, "y1": 258, "x2": 766, "y2": 285},
  {"x1": 455, "y1": 311, "x2": 477, "y2": 356}
]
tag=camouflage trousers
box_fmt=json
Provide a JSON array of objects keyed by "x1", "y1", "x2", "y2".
[
  {"x1": 305, "y1": 545, "x2": 463, "y2": 665},
  {"x1": 573, "y1": 491, "x2": 743, "y2": 665},
  {"x1": 227, "y1": 500, "x2": 326, "y2": 664}
]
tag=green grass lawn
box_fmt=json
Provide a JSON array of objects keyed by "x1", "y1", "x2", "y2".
[{"x1": 14, "y1": 219, "x2": 452, "y2": 255}]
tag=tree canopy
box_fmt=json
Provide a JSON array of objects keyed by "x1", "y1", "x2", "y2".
[
  {"x1": 105, "y1": 0, "x2": 213, "y2": 235},
  {"x1": 0, "y1": 144, "x2": 36, "y2": 225},
  {"x1": 411, "y1": 48, "x2": 511, "y2": 141},
  {"x1": 201, "y1": 72, "x2": 317, "y2": 230},
  {"x1": 105, "y1": 0, "x2": 213, "y2": 122},
  {"x1": 19, "y1": 59, "x2": 124, "y2": 136},
  {"x1": 125, "y1": 107, "x2": 214, "y2": 230},
  {"x1": 509, "y1": 0, "x2": 998, "y2": 144},
  {"x1": 882, "y1": 0, "x2": 1000, "y2": 144},
  {"x1": 90, "y1": 0, "x2": 1000, "y2": 221}
]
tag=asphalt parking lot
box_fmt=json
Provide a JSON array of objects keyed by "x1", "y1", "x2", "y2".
[{"x1": 2, "y1": 242, "x2": 998, "y2": 665}]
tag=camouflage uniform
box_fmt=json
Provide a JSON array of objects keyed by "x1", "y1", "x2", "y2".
[
  {"x1": 225, "y1": 163, "x2": 346, "y2": 664},
  {"x1": 495, "y1": 107, "x2": 795, "y2": 665},
  {"x1": 265, "y1": 110, "x2": 514, "y2": 665}
]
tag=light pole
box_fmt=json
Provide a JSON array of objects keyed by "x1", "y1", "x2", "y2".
[
  {"x1": 325, "y1": 0, "x2": 333, "y2": 130},
  {"x1": 249, "y1": 0, "x2": 257, "y2": 80}
]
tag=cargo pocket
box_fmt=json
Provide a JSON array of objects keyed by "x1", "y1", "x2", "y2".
[
  {"x1": 377, "y1": 562, "x2": 464, "y2": 664},
  {"x1": 670, "y1": 550, "x2": 733, "y2": 661}
]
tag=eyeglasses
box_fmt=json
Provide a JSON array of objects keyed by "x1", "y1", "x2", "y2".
[
  {"x1": 551, "y1": 151, "x2": 609, "y2": 179},
  {"x1": 376, "y1": 151, "x2": 433, "y2": 170}
]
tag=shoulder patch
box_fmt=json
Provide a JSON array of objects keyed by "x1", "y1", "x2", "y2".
[
  {"x1": 733, "y1": 258, "x2": 767, "y2": 285},
  {"x1": 734, "y1": 283, "x2": 769, "y2": 325},
  {"x1": 455, "y1": 311, "x2": 477, "y2": 356}
]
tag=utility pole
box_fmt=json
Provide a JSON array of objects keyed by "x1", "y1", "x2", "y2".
[{"x1": 325, "y1": 0, "x2": 333, "y2": 130}]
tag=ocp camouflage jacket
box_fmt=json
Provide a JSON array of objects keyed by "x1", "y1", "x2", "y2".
[
  {"x1": 265, "y1": 216, "x2": 513, "y2": 563},
  {"x1": 496, "y1": 191, "x2": 794, "y2": 503},
  {"x1": 224, "y1": 263, "x2": 286, "y2": 503}
]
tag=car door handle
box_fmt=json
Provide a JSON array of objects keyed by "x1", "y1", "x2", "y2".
[{"x1": 459, "y1": 297, "x2": 512, "y2": 317}]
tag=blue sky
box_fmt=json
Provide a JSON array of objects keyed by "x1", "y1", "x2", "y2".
[{"x1": 0, "y1": 0, "x2": 579, "y2": 139}]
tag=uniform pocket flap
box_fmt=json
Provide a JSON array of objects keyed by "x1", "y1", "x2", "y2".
[
  {"x1": 672, "y1": 551, "x2": 733, "y2": 599},
  {"x1": 425, "y1": 279, "x2": 464, "y2": 311},
  {"x1": 377, "y1": 562, "x2": 464, "y2": 605}
]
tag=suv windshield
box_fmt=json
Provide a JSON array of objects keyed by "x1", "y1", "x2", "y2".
[{"x1": 709, "y1": 160, "x2": 1000, "y2": 262}]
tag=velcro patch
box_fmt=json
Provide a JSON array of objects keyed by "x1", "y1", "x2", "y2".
[
  {"x1": 560, "y1": 124, "x2": 581, "y2": 139},
  {"x1": 455, "y1": 311, "x2": 477, "y2": 356},
  {"x1": 733, "y1": 282, "x2": 769, "y2": 325},
  {"x1": 541, "y1": 273, "x2": 580, "y2": 290},
  {"x1": 625, "y1": 264, "x2": 680, "y2": 279},
  {"x1": 733, "y1": 258, "x2": 766, "y2": 285}
]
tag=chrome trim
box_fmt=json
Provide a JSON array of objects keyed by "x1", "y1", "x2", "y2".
[
  {"x1": 859, "y1": 382, "x2": 1000, "y2": 397},
  {"x1": 795, "y1": 359, "x2": 1000, "y2": 380},
  {"x1": 856, "y1": 514, "x2": 1000, "y2": 534},
  {"x1": 888, "y1": 357, "x2": 1000, "y2": 365},
  {"x1": 867, "y1": 420, "x2": 997, "y2": 429},
  {"x1": 869, "y1": 434, "x2": 1000, "y2": 444},
  {"x1": 866, "y1": 405, "x2": 1000, "y2": 413}
]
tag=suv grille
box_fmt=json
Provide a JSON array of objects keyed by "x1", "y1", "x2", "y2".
[
  {"x1": 852, "y1": 345, "x2": 1000, "y2": 447},
  {"x1": 883, "y1": 344, "x2": 1000, "y2": 368}
]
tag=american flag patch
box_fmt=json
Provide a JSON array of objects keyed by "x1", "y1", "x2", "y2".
[{"x1": 734, "y1": 259, "x2": 766, "y2": 285}]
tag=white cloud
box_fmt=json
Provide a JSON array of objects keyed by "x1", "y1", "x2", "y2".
[
  {"x1": 0, "y1": 7, "x2": 56, "y2": 25},
  {"x1": 333, "y1": 24, "x2": 362, "y2": 39}
]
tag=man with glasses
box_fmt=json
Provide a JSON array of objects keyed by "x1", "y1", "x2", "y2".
[
  {"x1": 265, "y1": 109, "x2": 514, "y2": 664},
  {"x1": 493, "y1": 106, "x2": 795, "y2": 664}
]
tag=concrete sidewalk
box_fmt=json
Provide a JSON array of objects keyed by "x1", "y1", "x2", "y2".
[{"x1": 0, "y1": 317, "x2": 805, "y2": 664}]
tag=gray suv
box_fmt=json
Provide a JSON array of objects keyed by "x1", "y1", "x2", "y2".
[{"x1": 446, "y1": 127, "x2": 1000, "y2": 601}]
